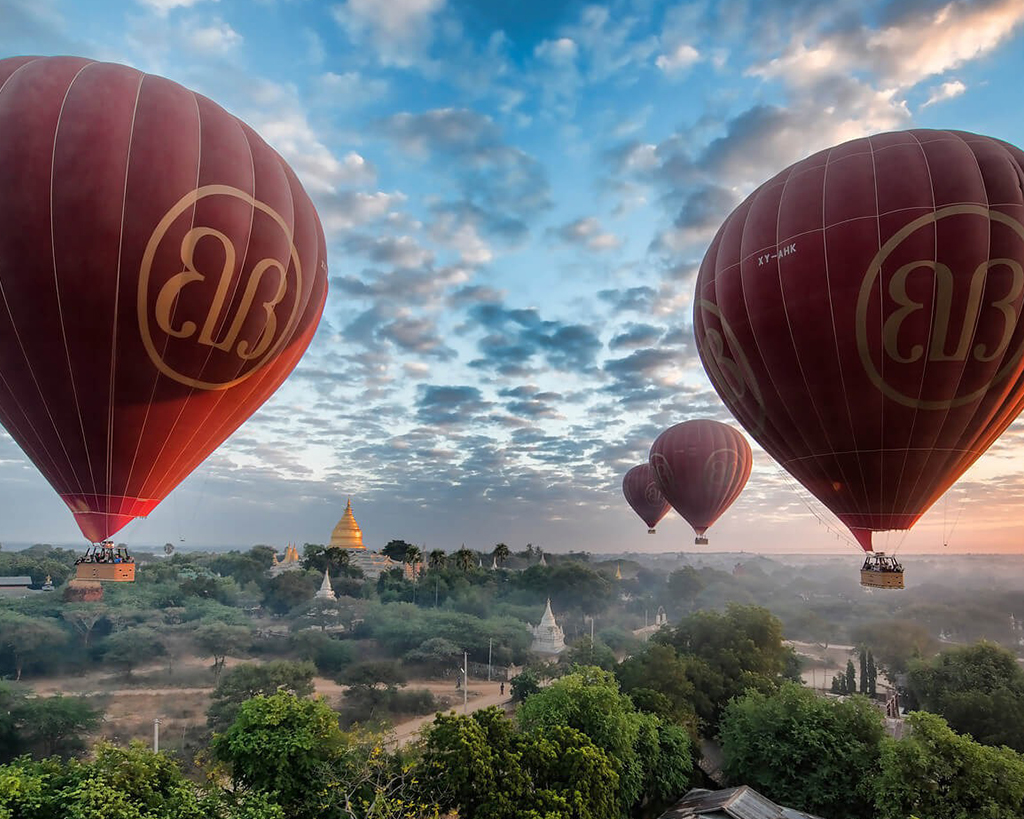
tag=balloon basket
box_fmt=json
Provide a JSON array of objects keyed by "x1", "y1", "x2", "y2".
[
  {"x1": 647, "y1": 528, "x2": 656, "y2": 534},
  {"x1": 694, "y1": 536, "x2": 709, "y2": 545},
  {"x1": 860, "y1": 553, "x2": 904, "y2": 589}
]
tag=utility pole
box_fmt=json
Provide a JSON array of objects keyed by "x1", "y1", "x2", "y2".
[
  {"x1": 153, "y1": 718, "x2": 161, "y2": 753},
  {"x1": 488, "y1": 638, "x2": 492, "y2": 681},
  {"x1": 463, "y1": 651, "x2": 468, "y2": 714}
]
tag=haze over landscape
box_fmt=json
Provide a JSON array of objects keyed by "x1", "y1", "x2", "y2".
[{"x1": 3, "y1": 0, "x2": 1024, "y2": 559}]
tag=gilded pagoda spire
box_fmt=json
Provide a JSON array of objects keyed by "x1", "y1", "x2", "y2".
[{"x1": 330, "y1": 498, "x2": 365, "y2": 550}]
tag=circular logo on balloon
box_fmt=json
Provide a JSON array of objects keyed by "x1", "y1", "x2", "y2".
[
  {"x1": 856, "y1": 205, "x2": 1024, "y2": 409},
  {"x1": 137, "y1": 185, "x2": 304, "y2": 391},
  {"x1": 703, "y1": 447, "x2": 740, "y2": 487},
  {"x1": 643, "y1": 480, "x2": 663, "y2": 506},
  {"x1": 695, "y1": 299, "x2": 767, "y2": 434}
]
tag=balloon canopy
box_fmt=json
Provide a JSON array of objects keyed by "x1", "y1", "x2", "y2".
[
  {"x1": 622, "y1": 463, "x2": 672, "y2": 532},
  {"x1": 649, "y1": 419, "x2": 751, "y2": 540},
  {"x1": 694, "y1": 128, "x2": 1024, "y2": 552},
  {"x1": 0, "y1": 56, "x2": 329, "y2": 542}
]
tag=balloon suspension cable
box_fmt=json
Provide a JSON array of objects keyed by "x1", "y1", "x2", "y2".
[
  {"x1": 941, "y1": 489, "x2": 967, "y2": 548},
  {"x1": 768, "y1": 461, "x2": 859, "y2": 551}
]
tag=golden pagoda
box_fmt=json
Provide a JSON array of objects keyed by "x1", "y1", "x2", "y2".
[{"x1": 330, "y1": 499, "x2": 365, "y2": 550}]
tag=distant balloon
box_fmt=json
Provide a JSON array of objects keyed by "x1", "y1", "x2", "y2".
[
  {"x1": 622, "y1": 464, "x2": 672, "y2": 534},
  {"x1": 0, "y1": 56, "x2": 328, "y2": 543},
  {"x1": 649, "y1": 420, "x2": 751, "y2": 543},
  {"x1": 694, "y1": 128, "x2": 1024, "y2": 552}
]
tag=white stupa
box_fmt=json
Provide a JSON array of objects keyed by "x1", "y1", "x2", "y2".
[
  {"x1": 530, "y1": 598, "x2": 565, "y2": 655},
  {"x1": 314, "y1": 569, "x2": 336, "y2": 601}
]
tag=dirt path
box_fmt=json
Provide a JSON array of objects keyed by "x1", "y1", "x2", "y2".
[{"x1": 386, "y1": 680, "x2": 511, "y2": 748}]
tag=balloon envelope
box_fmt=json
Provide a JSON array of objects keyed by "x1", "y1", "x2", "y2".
[
  {"x1": 694, "y1": 129, "x2": 1024, "y2": 551},
  {"x1": 0, "y1": 56, "x2": 328, "y2": 542},
  {"x1": 649, "y1": 420, "x2": 751, "y2": 538},
  {"x1": 622, "y1": 464, "x2": 672, "y2": 532}
]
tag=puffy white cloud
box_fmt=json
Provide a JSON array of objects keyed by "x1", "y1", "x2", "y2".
[
  {"x1": 183, "y1": 18, "x2": 240, "y2": 54},
  {"x1": 923, "y1": 79, "x2": 967, "y2": 107},
  {"x1": 656, "y1": 43, "x2": 700, "y2": 73},
  {"x1": 552, "y1": 217, "x2": 621, "y2": 252}
]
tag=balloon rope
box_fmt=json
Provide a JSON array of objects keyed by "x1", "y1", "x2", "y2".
[{"x1": 768, "y1": 460, "x2": 860, "y2": 551}]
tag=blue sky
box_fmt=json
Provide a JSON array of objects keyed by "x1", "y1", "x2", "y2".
[{"x1": 3, "y1": 0, "x2": 1024, "y2": 558}]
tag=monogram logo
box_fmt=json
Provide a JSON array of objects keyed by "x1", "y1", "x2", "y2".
[
  {"x1": 643, "y1": 480, "x2": 663, "y2": 506},
  {"x1": 696, "y1": 299, "x2": 767, "y2": 435},
  {"x1": 855, "y1": 206, "x2": 1024, "y2": 409},
  {"x1": 137, "y1": 185, "x2": 303, "y2": 390},
  {"x1": 704, "y1": 447, "x2": 739, "y2": 487}
]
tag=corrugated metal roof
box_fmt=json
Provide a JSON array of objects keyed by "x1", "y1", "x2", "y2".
[
  {"x1": 658, "y1": 787, "x2": 825, "y2": 819},
  {"x1": 0, "y1": 576, "x2": 32, "y2": 586}
]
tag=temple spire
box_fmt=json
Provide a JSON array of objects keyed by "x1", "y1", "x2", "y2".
[
  {"x1": 330, "y1": 498, "x2": 365, "y2": 550},
  {"x1": 315, "y1": 568, "x2": 336, "y2": 600}
]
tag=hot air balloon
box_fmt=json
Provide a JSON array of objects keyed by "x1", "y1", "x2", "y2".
[
  {"x1": 622, "y1": 464, "x2": 672, "y2": 534},
  {"x1": 694, "y1": 128, "x2": 1024, "y2": 589},
  {"x1": 649, "y1": 420, "x2": 751, "y2": 544},
  {"x1": 0, "y1": 57, "x2": 328, "y2": 580}
]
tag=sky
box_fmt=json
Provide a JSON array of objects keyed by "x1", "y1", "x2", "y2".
[{"x1": 2, "y1": 0, "x2": 1024, "y2": 559}]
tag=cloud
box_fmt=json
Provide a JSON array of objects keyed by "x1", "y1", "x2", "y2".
[
  {"x1": 416, "y1": 384, "x2": 493, "y2": 426},
  {"x1": 597, "y1": 286, "x2": 659, "y2": 314},
  {"x1": 609, "y1": 324, "x2": 663, "y2": 350},
  {"x1": 466, "y1": 302, "x2": 603, "y2": 375},
  {"x1": 137, "y1": 0, "x2": 212, "y2": 15},
  {"x1": 332, "y1": 0, "x2": 446, "y2": 67},
  {"x1": 551, "y1": 216, "x2": 621, "y2": 252},
  {"x1": 656, "y1": 43, "x2": 699, "y2": 73},
  {"x1": 183, "y1": 18, "x2": 241, "y2": 54},
  {"x1": 378, "y1": 108, "x2": 551, "y2": 242},
  {"x1": 378, "y1": 314, "x2": 456, "y2": 360},
  {"x1": 923, "y1": 79, "x2": 967, "y2": 107}
]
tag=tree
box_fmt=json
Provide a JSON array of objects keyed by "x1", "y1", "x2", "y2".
[
  {"x1": 19, "y1": 694, "x2": 101, "y2": 758},
  {"x1": 666, "y1": 566, "x2": 704, "y2": 611},
  {"x1": 381, "y1": 540, "x2": 414, "y2": 562},
  {"x1": 301, "y1": 544, "x2": 350, "y2": 575},
  {"x1": 905, "y1": 641, "x2": 1024, "y2": 751},
  {"x1": 616, "y1": 643, "x2": 698, "y2": 729},
  {"x1": 418, "y1": 706, "x2": 621, "y2": 819},
  {"x1": 492, "y1": 543, "x2": 510, "y2": 566},
  {"x1": 102, "y1": 627, "x2": 166, "y2": 679},
  {"x1": 867, "y1": 651, "x2": 877, "y2": 697},
  {"x1": 873, "y1": 712, "x2": 1024, "y2": 819},
  {"x1": 510, "y1": 669, "x2": 541, "y2": 702},
  {"x1": 193, "y1": 622, "x2": 252, "y2": 677},
  {"x1": 262, "y1": 571, "x2": 319, "y2": 615},
  {"x1": 427, "y1": 549, "x2": 446, "y2": 570},
  {"x1": 563, "y1": 637, "x2": 617, "y2": 671},
  {"x1": 851, "y1": 619, "x2": 937, "y2": 677},
  {"x1": 846, "y1": 658, "x2": 857, "y2": 696},
  {"x1": 207, "y1": 660, "x2": 316, "y2": 731},
  {"x1": 0, "y1": 611, "x2": 68, "y2": 680},
  {"x1": 62, "y1": 605, "x2": 109, "y2": 649},
  {"x1": 860, "y1": 648, "x2": 868, "y2": 694},
  {"x1": 454, "y1": 547, "x2": 475, "y2": 572},
  {"x1": 516, "y1": 666, "x2": 691, "y2": 815},
  {"x1": 720, "y1": 683, "x2": 884, "y2": 819},
  {"x1": 211, "y1": 691, "x2": 347, "y2": 817}
]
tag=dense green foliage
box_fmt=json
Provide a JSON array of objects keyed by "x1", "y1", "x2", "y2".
[
  {"x1": 905, "y1": 641, "x2": 1024, "y2": 751},
  {"x1": 720, "y1": 683, "x2": 884, "y2": 818}
]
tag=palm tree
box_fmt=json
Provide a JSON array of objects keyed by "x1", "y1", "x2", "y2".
[
  {"x1": 428, "y1": 549, "x2": 447, "y2": 570},
  {"x1": 492, "y1": 543, "x2": 510, "y2": 566},
  {"x1": 404, "y1": 546, "x2": 423, "y2": 579},
  {"x1": 455, "y1": 545, "x2": 475, "y2": 572}
]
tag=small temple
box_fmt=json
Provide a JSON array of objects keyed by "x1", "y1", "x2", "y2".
[
  {"x1": 314, "y1": 569, "x2": 336, "y2": 601},
  {"x1": 530, "y1": 598, "x2": 566, "y2": 655},
  {"x1": 269, "y1": 543, "x2": 302, "y2": 576}
]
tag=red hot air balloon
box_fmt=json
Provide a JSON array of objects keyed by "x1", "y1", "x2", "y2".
[
  {"x1": 649, "y1": 420, "x2": 752, "y2": 544},
  {"x1": 694, "y1": 129, "x2": 1024, "y2": 578},
  {"x1": 0, "y1": 56, "x2": 328, "y2": 546},
  {"x1": 622, "y1": 464, "x2": 672, "y2": 534}
]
